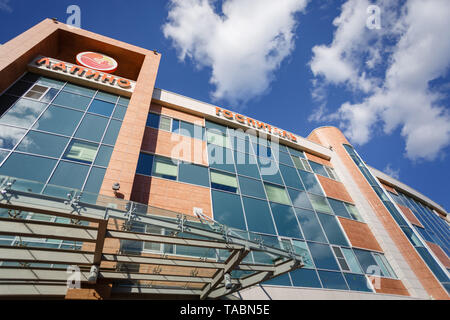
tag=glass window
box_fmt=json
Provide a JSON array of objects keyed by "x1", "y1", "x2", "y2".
[
  {"x1": 208, "y1": 144, "x2": 235, "y2": 173},
  {"x1": 16, "y1": 131, "x2": 69, "y2": 158},
  {"x1": 0, "y1": 152, "x2": 57, "y2": 182},
  {"x1": 5, "y1": 81, "x2": 34, "y2": 96},
  {"x1": 238, "y1": 176, "x2": 266, "y2": 199},
  {"x1": 332, "y1": 246, "x2": 351, "y2": 271},
  {"x1": 310, "y1": 161, "x2": 328, "y2": 177},
  {"x1": 118, "y1": 96, "x2": 130, "y2": 107},
  {"x1": 270, "y1": 203, "x2": 302, "y2": 239},
  {"x1": 353, "y1": 249, "x2": 385, "y2": 276},
  {"x1": 205, "y1": 121, "x2": 227, "y2": 134},
  {"x1": 47, "y1": 161, "x2": 89, "y2": 190},
  {"x1": 146, "y1": 113, "x2": 160, "y2": 128},
  {"x1": 299, "y1": 170, "x2": 324, "y2": 195},
  {"x1": 180, "y1": 121, "x2": 203, "y2": 140},
  {"x1": 234, "y1": 150, "x2": 260, "y2": 179},
  {"x1": 102, "y1": 119, "x2": 122, "y2": 145},
  {"x1": 21, "y1": 73, "x2": 41, "y2": 83},
  {"x1": 279, "y1": 164, "x2": 303, "y2": 190},
  {"x1": 288, "y1": 147, "x2": 305, "y2": 158},
  {"x1": 53, "y1": 92, "x2": 91, "y2": 111},
  {"x1": 259, "y1": 159, "x2": 283, "y2": 185},
  {"x1": 253, "y1": 143, "x2": 272, "y2": 159},
  {"x1": 0, "y1": 94, "x2": 20, "y2": 116},
  {"x1": 152, "y1": 156, "x2": 178, "y2": 180},
  {"x1": 262, "y1": 273, "x2": 292, "y2": 286},
  {"x1": 33, "y1": 105, "x2": 84, "y2": 136},
  {"x1": 88, "y1": 99, "x2": 115, "y2": 117},
  {"x1": 63, "y1": 83, "x2": 96, "y2": 97},
  {"x1": 23, "y1": 84, "x2": 48, "y2": 100},
  {"x1": 292, "y1": 240, "x2": 315, "y2": 268},
  {"x1": 290, "y1": 268, "x2": 322, "y2": 288},
  {"x1": 328, "y1": 198, "x2": 352, "y2": 219},
  {"x1": 40, "y1": 88, "x2": 59, "y2": 104},
  {"x1": 0, "y1": 98, "x2": 47, "y2": 128},
  {"x1": 345, "y1": 203, "x2": 363, "y2": 221},
  {"x1": 94, "y1": 145, "x2": 114, "y2": 167},
  {"x1": 63, "y1": 140, "x2": 99, "y2": 164},
  {"x1": 325, "y1": 167, "x2": 338, "y2": 180},
  {"x1": 295, "y1": 208, "x2": 328, "y2": 243},
  {"x1": 178, "y1": 162, "x2": 209, "y2": 187},
  {"x1": 373, "y1": 253, "x2": 396, "y2": 278},
  {"x1": 288, "y1": 188, "x2": 313, "y2": 210},
  {"x1": 242, "y1": 196, "x2": 276, "y2": 235},
  {"x1": 171, "y1": 119, "x2": 180, "y2": 133},
  {"x1": 341, "y1": 248, "x2": 363, "y2": 274},
  {"x1": 136, "y1": 153, "x2": 154, "y2": 176},
  {"x1": 207, "y1": 130, "x2": 229, "y2": 148},
  {"x1": 318, "y1": 213, "x2": 349, "y2": 246},
  {"x1": 309, "y1": 194, "x2": 333, "y2": 214},
  {"x1": 264, "y1": 183, "x2": 290, "y2": 205},
  {"x1": 36, "y1": 77, "x2": 64, "y2": 89},
  {"x1": 74, "y1": 114, "x2": 109, "y2": 142},
  {"x1": 232, "y1": 136, "x2": 252, "y2": 154},
  {"x1": 0, "y1": 125, "x2": 27, "y2": 149},
  {"x1": 276, "y1": 151, "x2": 294, "y2": 166},
  {"x1": 211, "y1": 190, "x2": 246, "y2": 230},
  {"x1": 292, "y1": 156, "x2": 305, "y2": 170},
  {"x1": 344, "y1": 273, "x2": 372, "y2": 292},
  {"x1": 0, "y1": 150, "x2": 9, "y2": 163},
  {"x1": 159, "y1": 116, "x2": 172, "y2": 131},
  {"x1": 210, "y1": 170, "x2": 238, "y2": 193},
  {"x1": 318, "y1": 270, "x2": 348, "y2": 290},
  {"x1": 83, "y1": 167, "x2": 106, "y2": 194},
  {"x1": 95, "y1": 91, "x2": 118, "y2": 103},
  {"x1": 301, "y1": 158, "x2": 313, "y2": 172},
  {"x1": 307, "y1": 242, "x2": 340, "y2": 271},
  {"x1": 112, "y1": 105, "x2": 126, "y2": 120}
]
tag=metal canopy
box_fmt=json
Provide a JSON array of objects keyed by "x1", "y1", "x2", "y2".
[{"x1": 0, "y1": 175, "x2": 304, "y2": 299}]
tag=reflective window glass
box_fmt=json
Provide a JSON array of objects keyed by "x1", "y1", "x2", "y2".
[
  {"x1": 159, "y1": 116, "x2": 172, "y2": 131},
  {"x1": 0, "y1": 152, "x2": 57, "y2": 182},
  {"x1": 83, "y1": 167, "x2": 106, "y2": 194},
  {"x1": 205, "y1": 121, "x2": 227, "y2": 134},
  {"x1": 276, "y1": 151, "x2": 294, "y2": 166},
  {"x1": 345, "y1": 203, "x2": 364, "y2": 221},
  {"x1": 290, "y1": 269, "x2": 322, "y2": 288},
  {"x1": 207, "y1": 130, "x2": 229, "y2": 148},
  {"x1": 53, "y1": 92, "x2": 91, "y2": 111},
  {"x1": 295, "y1": 208, "x2": 328, "y2": 243},
  {"x1": 63, "y1": 83, "x2": 96, "y2": 97},
  {"x1": 94, "y1": 145, "x2": 114, "y2": 167},
  {"x1": 288, "y1": 188, "x2": 313, "y2": 210},
  {"x1": 318, "y1": 270, "x2": 348, "y2": 290},
  {"x1": 341, "y1": 248, "x2": 363, "y2": 274},
  {"x1": 328, "y1": 198, "x2": 352, "y2": 219},
  {"x1": 118, "y1": 96, "x2": 130, "y2": 107},
  {"x1": 112, "y1": 105, "x2": 126, "y2": 120},
  {"x1": 259, "y1": 159, "x2": 283, "y2": 185},
  {"x1": 307, "y1": 242, "x2": 340, "y2": 271},
  {"x1": 136, "y1": 153, "x2": 154, "y2": 176},
  {"x1": 63, "y1": 140, "x2": 98, "y2": 164},
  {"x1": 310, "y1": 161, "x2": 328, "y2": 177},
  {"x1": 262, "y1": 273, "x2": 292, "y2": 286},
  {"x1": 210, "y1": 170, "x2": 238, "y2": 193},
  {"x1": 232, "y1": 136, "x2": 252, "y2": 154},
  {"x1": 291, "y1": 156, "x2": 305, "y2": 170},
  {"x1": 279, "y1": 164, "x2": 303, "y2": 190},
  {"x1": 95, "y1": 91, "x2": 118, "y2": 103},
  {"x1": 16, "y1": 131, "x2": 69, "y2": 158},
  {"x1": 36, "y1": 77, "x2": 64, "y2": 89},
  {"x1": 298, "y1": 170, "x2": 324, "y2": 195},
  {"x1": 88, "y1": 99, "x2": 115, "y2": 117},
  {"x1": 270, "y1": 203, "x2": 302, "y2": 239},
  {"x1": 208, "y1": 144, "x2": 235, "y2": 173},
  {"x1": 33, "y1": 105, "x2": 83, "y2": 136},
  {"x1": 309, "y1": 194, "x2": 333, "y2": 214},
  {"x1": 74, "y1": 114, "x2": 109, "y2": 142},
  {"x1": 146, "y1": 113, "x2": 159, "y2": 128},
  {"x1": 40, "y1": 88, "x2": 59, "y2": 103},
  {"x1": 344, "y1": 273, "x2": 372, "y2": 292},
  {"x1": 288, "y1": 147, "x2": 305, "y2": 158},
  {"x1": 234, "y1": 150, "x2": 260, "y2": 179},
  {"x1": 102, "y1": 119, "x2": 122, "y2": 145},
  {"x1": 171, "y1": 119, "x2": 180, "y2": 133},
  {"x1": 211, "y1": 190, "x2": 246, "y2": 230},
  {"x1": 152, "y1": 156, "x2": 178, "y2": 180},
  {"x1": 264, "y1": 183, "x2": 290, "y2": 205},
  {"x1": 238, "y1": 175, "x2": 266, "y2": 199},
  {"x1": 0, "y1": 150, "x2": 9, "y2": 163},
  {"x1": 0, "y1": 98, "x2": 47, "y2": 128},
  {"x1": 353, "y1": 249, "x2": 385, "y2": 276},
  {"x1": 0, "y1": 125, "x2": 27, "y2": 149},
  {"x1": 317, "y1": 213, "x2": 349, "y2": 246},
  {"x1": 5, "y1": 81, "x2": 33, "y2": 96},
  {"x1": 292, "y1": 240, "x2": 315, "y2": 268},
  {"x1": 180, "y1": 121, "x2": 203, "y2": 140},
  {"x1": 178, "y1": 162, "x2": 209, "y2": 187},
  {"x1": 47, "y1": 161, "x2": 89, "y2": 190},
  {"x1": 0, "y1": 95, "x2": 20, "y2": 116},
  {"x1": 242, "y1": 196, "x2": 276, "y2": 235}
]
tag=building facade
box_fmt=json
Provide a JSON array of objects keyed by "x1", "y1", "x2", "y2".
[{"x1": 0, "y1": 20, "x2": 448, "y2": 300}]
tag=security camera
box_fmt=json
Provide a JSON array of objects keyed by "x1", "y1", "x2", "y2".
[
  {"x1": 88, "y1": 265, "x2": 99, "y2": 284},
  {"x1": 112, "y1": 182, "x2": 120, "y2": 192},
  {"x1": 224, "y1": 273, "x2": 232, "y2": 290}
]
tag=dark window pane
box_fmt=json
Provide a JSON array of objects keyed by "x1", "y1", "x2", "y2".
[
  {"x1": 290, "y1": 269, "x2": 322, "y2": 288},
  {"x1": 95, "y1": 91, "x2": 118, "y2": 103},
  {"x1": 288, "y1": 147, "x2": 305, "y2": 158},
  {"x1": 63, "y1": 83, "x2": 96, "y2": 97},
  {"x1": 318, "y1": 270, "x2": 348, "y2": 290},
  {"x1": 310, "y1": 161, "x2": 328, "y2": 177},
  {"x1": 211, "y1": 190, "x2": 246, "y2": 230},
  {"x1": 208, "y1": 144, "x2": 235, "y2": 173},
  {"x1": 279, "y1": 164, "x2": 303, "y2": 190},
  {"x1": 112, "y1": 105, "x2": 126, "y2": 120},
  {"x1": 178, "y1": 162, "x2": 209, "y2": 187},
  {"x1": 40, "y1": 88, "x2": 59, "y2": 103},
  {"x1": 118, "y1": 96, "x2": 130, "y2": 107},
  {"x1": 75, "y1": 114, "x2": 108, "y2": 142},
  {"x1": 136, "y1": 153, "x2": 154, "y2": 176},
  {"x1": 152, "y1": 156, "x2": 178, "y2": 180},
  {"x1": 232, "y1": 136, "x2": 253, "y2": 154},
  {"x1": 0, "y1": 153, "x2": 57, "y2": 182},
  {"x1": 307, "y1": 242, "x2": 340, "y2": 271},
  {"x1": 103, "y1": 119, "x2": 122, "y2": 145},
  {"x1": 205, "y1": 120, "x2": 227, "y2": 134},
  {"x1": 317, "y1": 213, "x2": 349, "y2": 246},
  {"x1": 33, "y1": 105, "x2": 84, "y2": 136},
  {"x1": 262, "y1": 273, "x2": 292, "y2": 286},
  {"x1": 94, "y1": 145, "x2": 114, "y2": 167},
  {"x1": 63, "y1": 140, "x2": 99, "y2": 164},
  {"x1": 344, "y1": 273, "x2": 372, "y2": 292},
  {"x1": 0, "y1": 98, "x2": 47, "y2": 128},
  {"x1": 83, "y1": 167, "x2": 106, "y2": 194},
  {"x1": 328, "y1": 198, "x2": 352, "y2": 219},
  {"x1": 21, "y1": 73, "x2": 41, "y2": 83},
  {"x1": 46, "y1": 161, "x2": 89, "y2": 191},
  {"x1": 16, "y1": 131, "x2": 69, "y2": 158},
  {"x1": 238, "y1": 175, "x2": 266, "y2": 199},
  {"x1": 259, "y1": 158, "x2": 283, "y2": 185},
  {"x1": 0, "y1": 125, "x2": 27, "y2": 149},
  {"x1": 296, "y1": 208, "x2": 328, "y2": 243},
  {"x1": 36, "y1": 77, "x2": 64, "y2": 89},
  {"x1": 0, "y1": 95, "x2": 20, "y2": 116},
  {"x1": 276, "y1": 151, "x2": 295, "y2": 166},
  {"x1": 243, "y1": 196, "x2": 276, "y2": 235},
  {"x1": 88, "y1": 99, "x2": 115, "y2": 117},
  {"x1": 353, "y1": 249, "x2": 385, "y2": 276},
  {"x1": 298, "y1": 170, "x2": 324, "y2": 195},
  {"x1": 171, "y1": 119, "x2": 180, "y2": 133},
  {"x1": 53, "y1": 92, "x2": 91, "y2": 111},
  {"x1": 146, "y1": 113, "x2": 160, "y2": 128},
  {"x1": 210, "y1": 170, "x2": 238, "y2": 193},
  {"x1": 234, "y1": 150, "x2": 260, "y2": 178},
  {"x1": 288, "y1": 188, "x2": 313, "y2": 210},
  {"x1": 5, "y1": 81, "x2": 33, "y2": 96},
  {"x1": 270, "y1": 203, "x2": 302, "y2": 239}
]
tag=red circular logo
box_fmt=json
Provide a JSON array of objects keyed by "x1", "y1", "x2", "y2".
[{"x1": 76, "y1": 52, "x2": 118, "y2": 73}]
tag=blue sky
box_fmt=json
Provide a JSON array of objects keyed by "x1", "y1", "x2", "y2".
[{"x1": 1, "y1": 0, "x2": 449, "y2": 210}]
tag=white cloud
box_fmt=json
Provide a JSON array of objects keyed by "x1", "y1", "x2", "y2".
[
  {"x1": 0, "y1": 0, "x2": 12, "y2": 13},
  {"x1": 383, "y1": 163, "x2": 400, "y2": 180},
  {"x1": 309, "y1": 0, "x2": 450, "y2": 161},
  {"x1": 163, "y1": 0, "x2": 308, "y2": 105}
]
